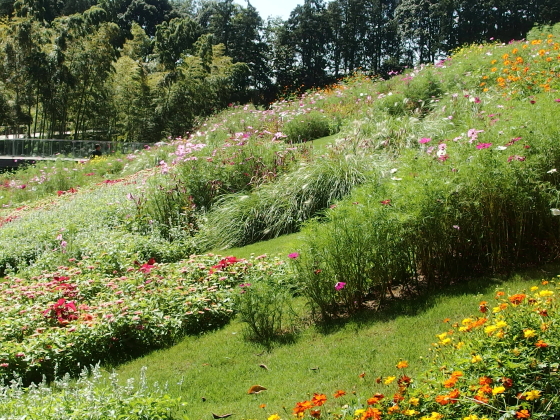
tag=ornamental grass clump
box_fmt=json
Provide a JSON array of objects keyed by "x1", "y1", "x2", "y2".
[
  {"x1": 201, "y1": 152, "x2": 377, "y2": 249},
  {"x1": 275, "y1": 280, "x2": 560, "y2": 420}
]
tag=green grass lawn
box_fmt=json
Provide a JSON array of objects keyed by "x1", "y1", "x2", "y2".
[{"x1": 113, "y1": 264, "x2": 557, "y2": 420}]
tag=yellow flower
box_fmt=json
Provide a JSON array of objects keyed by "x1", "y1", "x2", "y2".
[
  {"x1": 408, "y1": 397, "x2": 420, "y2": 406},
  {"x1": 441, "y1": 338, "x2": 452, "y2": 345},
  {"x1": 462, "y1": 318, "x2": 474, "y2": 325},
  {"x1": 525, "y1": 390, "x2": 541, "y2": 401},
  {"x1": 523, "y1": 329, "x2": 536, "y2": 338},
  {"x1": 492, "y1": 386, "x2": 505, "y2": 395},
  {"x1": 484, "y1": 325, "x2": 497, "y2": 334},
  {"x1": 496, "y1": 330, "x2": 505, "y2": 338},
  {"x1": 456, "y1": 341, "x2": 465, "y2": 349},
  {"x1": 471, "y1": 355, "x2": 483, "y2": 363},
  {"x1": 530, "y1": 286, "x2": 539, "y2": 291},
  {"x1": 268, "y1": 414, "x2": 281, "y2": 420},
  {"x1": 539, "y1": 290, "x2": 554, "y2": 297},
  {"x1": 354, "y1": 409, "x2": 365, "y2": 416},
  {"x1": 436, "y1": 332, "x2": 447, "y2": 340},
  {"x1": 495, "y1": 321, "x2": 507, "y2": 328},
  {"x1": 384, "y1": 376, "x2": 396, "y2": 385},
  {"x1": 404, "y1": 410, "x2": 419, "y2": 416}
]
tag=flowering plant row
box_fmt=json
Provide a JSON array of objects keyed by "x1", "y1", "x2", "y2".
[
  {"x1": 0, "y1": 253, "x2": 291, "y2": 385},
  {"x1": 274, "y1": 281, "x2": 559, "y2": 420}
]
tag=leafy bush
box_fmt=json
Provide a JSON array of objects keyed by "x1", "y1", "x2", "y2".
[{"x1": 283, "y1": 111, "x2": 340, "y2": 143}]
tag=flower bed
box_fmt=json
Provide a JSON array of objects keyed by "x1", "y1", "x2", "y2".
[
  {"x1": 0, "y1": 253, "x2": 291, "y2": 384},
  {"x1": 275, "y1": 280, "x2": 559, "y2": 420}
]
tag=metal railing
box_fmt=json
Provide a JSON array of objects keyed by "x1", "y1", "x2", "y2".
[{"x1": 0, "y1": 139, "x2": 149, "y2": 159}]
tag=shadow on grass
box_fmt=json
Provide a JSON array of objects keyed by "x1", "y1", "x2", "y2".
[{"x1": 315, "y1": 262, "x2": 560, "y2": 335}]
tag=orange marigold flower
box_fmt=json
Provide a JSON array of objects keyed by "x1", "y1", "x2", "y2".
[
  {"x1": 474, "y1": 395, "x2": 489, "y2": 404},
  {"x1": 479, "y1": 301, "x2": 488, "y2": 313},
  {"x1": 478, "y1": 384, "x2": 492, "y2": 395},
  {"x1": 310, "y1": 410, "x2": 321, "y2": 418},
  {"x1": 535, "y1": 340, "x2": 548, "y2": 348},
  {"x1": 495, "y1": 291, "x2": 505, "y2": 298},
  {"x1": 443, "y1": 377, "x2": 457, "y2": 388},
  {"x1": 311, "y1": 394, "x2": 327, "y2": 407},
  {"x1": 387, "y1": 405, "x2": 400, "y2": 414},
  {"x1": 393, "y1": 393, "x2": 405, "y2": 403},
  {"x1": 334, "y1": 390, "x2": 346, "y2": 398},
  {"x1": 361, "y1": 407, "x2": 382, "y2": 420},
  {"x1": 479, "y1": 376, "x2": 493, "y2": 385},
  {"x1": 516, "y1": 410, "x2": 530, "y2": 419},
  {"x1": 398, "y1": 375, "x2": 412, "y2": 387},
  {"x1": 502, "y1": 377, "x2": 514, "y2": 388},
  {"x1": 396, "y1": 360, "x2": 409, "y2": 369},
  {"x1": 367, "y1": 393, "x2": 385, "y2": 405},
  {"x1": 293, "y1": 401, "x2": 313, "y2": 415},
  {"x1": 508, "y1": 294, "x2": 526, "y2": 305},
  {"x1": 435, "y1": 389, "x2": 459, "y2": 405}
]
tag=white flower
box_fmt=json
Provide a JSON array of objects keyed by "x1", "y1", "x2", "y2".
[
  {"x1": 495, "y1": 146, "x2": 508, "y2": 151},
  {"x1": 551, "y1": 208, "x2": 560, "y2": 216},
  {"x1": 547, "y1": 169, "x2": 557, "y2": 174}
]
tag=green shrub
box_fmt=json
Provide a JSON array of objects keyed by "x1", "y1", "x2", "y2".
[{"x1": 283, "y1": 111, "x2": 340, "y2": 143}]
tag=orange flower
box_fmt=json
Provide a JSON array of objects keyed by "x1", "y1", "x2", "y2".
[
  {"x1": 310, "y1": 410, "x2": 321, "y2": 418},
  {"x1": 293, "y1": 401, "x2": 313, "y2": 415},
  {"x1": 479, "y1": 301, "x2": 488, "y2": 313},
  {"x1": 508, "y1": 294, "x2": 526, "y2": 305},
  {"x1": 478, "y1": 376, "x2": 493, "y2": 385},
  {"x1": 333, "y1": 390, "x2": 346, "y2": 398},
  {"x1": 259, "y1": 404, "x2": 266, "y2": 409},
  {"x1": 367, "y1": 393, "x2": 385, "y2": 405},
  {"x1": 516, "y1": 410, "x2": 530, "y2": 419},
  {"x1": 393, "y1": 393, "x2": 405, "y2": 403},
  {"x1": 387, "y1": 405, "x2": 400, "y2": 414},
  {"x1": 435, "y1": 389, "x2": 459, "y2": 405},
  {"x1": 443, "y1": 377, "x2": 457, "y2": 388},
  {"x1": 311, "y1": 393, "x2": 327, "y2": 407},
  {"x1": 535, "y1": 340, "x2": 548, "y2": 348},
  {"x1": 495, "y1": 291, "x2": 505, "y2": 298},
  {"x1": 396, "y1": 360, "x2": 409, "y2": 369},
  {"x1": 474, "y1": 395, "x2": 489, "y2": 404},
  {"x1": 501, "y1": 377, "x2": 514, "y2": 388},
  {"x1": 361, "y1": 408, "x2": 382, "y2": 420},
  {"x1": 398, "y1": 375, "x2": 412, "y2": 388}
]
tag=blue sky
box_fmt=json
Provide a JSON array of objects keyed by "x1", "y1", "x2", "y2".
[{"x1": 234, "y1": 0, "x2": 303, "y2": 20}]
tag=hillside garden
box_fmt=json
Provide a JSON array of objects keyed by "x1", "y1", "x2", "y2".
[{"x1": 0, "y1": 24, "x2": 560, "y2": 419}]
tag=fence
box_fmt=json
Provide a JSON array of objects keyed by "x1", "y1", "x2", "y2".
[{"x1": 0, "y1": 139, "x2": 149, "y2": 159}]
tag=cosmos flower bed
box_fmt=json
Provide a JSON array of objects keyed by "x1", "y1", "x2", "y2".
[
  {"x1": 0, "y1": 253, "x2": 291, "y2": 385},
  {"x1": 276, "y1": 281, "x2": 559, "y2": 420}
]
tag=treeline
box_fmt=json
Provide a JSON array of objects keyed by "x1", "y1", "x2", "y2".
[{"x1": 0, "y1": 0, "x2": 558, "y2": 142}]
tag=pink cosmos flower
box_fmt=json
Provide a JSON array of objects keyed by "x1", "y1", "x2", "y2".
[
  {"x1": 418, "y1": 137, "x2": 431, "y2": 144},
  {"x1": 288, "y1": 252, "x2": 299, "y2": 259},
  {"x1": 335, "y1": 282, "x2": 346, "y2": 291},
  {"x1": 476, "y1": 143, "x2": 492, "y2": 150}
]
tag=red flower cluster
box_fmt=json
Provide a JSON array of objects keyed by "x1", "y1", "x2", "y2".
[
  {"x1": 209, "y1": 256, "x2": 243, "y2": 274},
  {"x1": 42, "y1": 298, "x2": 79, "y2": 325}
]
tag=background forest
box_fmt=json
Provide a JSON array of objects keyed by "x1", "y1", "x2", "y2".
[{"x1": 0, "y1": 0, "x2": 559, "y2": 142}]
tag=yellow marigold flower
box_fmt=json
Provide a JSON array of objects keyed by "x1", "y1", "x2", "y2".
[
  {"x1": 525, "y1": 390, "x2": 541, "y2": 401},
  {"x1": 538, "y1": 49, "x2": 546, "y2": 56},
  {"x1": 492, "y1": 386, "x2": 505, "y2": 395},
  {"x1": 491, "y1": 67, "x2": 497, "y2": 72},
  {"x1": 496, "y1": 330, "x2": 505, "y2": 338},
  {"x1": 354, "y1": 409, "x2": 366, "y2": 416},
  {"x1": 530, "y1": 286, "x2": 539, "y2": 291},
  {"x1": 485, "y1": 325, "x2": 497, "y2": 334},
  {"x1": 462, "y1": 318, "x2": 474, "y2": 325},
  {"x1": 268, "y1": 414, "x2": 281, "y2": 420},
  {"x1": 404, "y1": 410, "x2": 419, "y2": 416},
  {"x1": 516, "y1": 56, "x2": 524, "y2": 63},
  {"x1": 502, "y1": 53, "x2": 509, "y2": 59},
  {"x1": 539, "y1": 290, "x2": 553, "y2": 297},
  {"x1": 436, "y1": 332, "x2": 447, "y2": 340},
  {"x1": 523, "y1": 44, "x2": 528, "y2": 49},
  {"x1": 408, "y1": 397, "x2": 420, "y2": 406},
  {"x1": 495, "y1": 321, "x2": 507, "y2": 328},
  {"x1": 512, "y1": 48, "x2": 519, "y2": 54},
  {"x1": 441, "y1": 338, "x2": 451, "y2": 345},
  {"x1": 531, "y1": 39, "x2": 542, "y2": 45},
  {"x1": 524, "y1": 329, "x2": 536, "y2": 338},
  {"x1": 384, "y1": 376, "x2": 396, "y2": 385},
  {"x1": 456, "y1": 341, "x2": 465, "y2": 349},
  {"x1": 471, "y1": 355, "x2": 483, "y2": 363}
]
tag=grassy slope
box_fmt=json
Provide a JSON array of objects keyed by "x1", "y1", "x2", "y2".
[{"x1": 114, "y1": 255, "x2": 557, "y2": 420}]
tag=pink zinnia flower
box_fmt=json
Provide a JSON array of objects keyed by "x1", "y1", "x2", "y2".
[
  {"x1": 335, "y1": 282, "x2": 346, "y2": 291},
  {"x1": 288, "y1": 252, "x2": 299, "y2": 259},
  {"x1": 418, "y1": 137, "x2": 431, "y2": 144},
  {"x1": 476, "y1": 143, "x2": 492, "y2": 150}
]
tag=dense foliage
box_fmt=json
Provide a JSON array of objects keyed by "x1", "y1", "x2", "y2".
[{"x1": 0, "y1": 0, "x2": 559, "y2": 142}]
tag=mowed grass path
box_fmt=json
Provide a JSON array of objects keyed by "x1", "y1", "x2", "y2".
[{"x1": 113, "y1": 256, "x2": 557, "y2": 420}]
